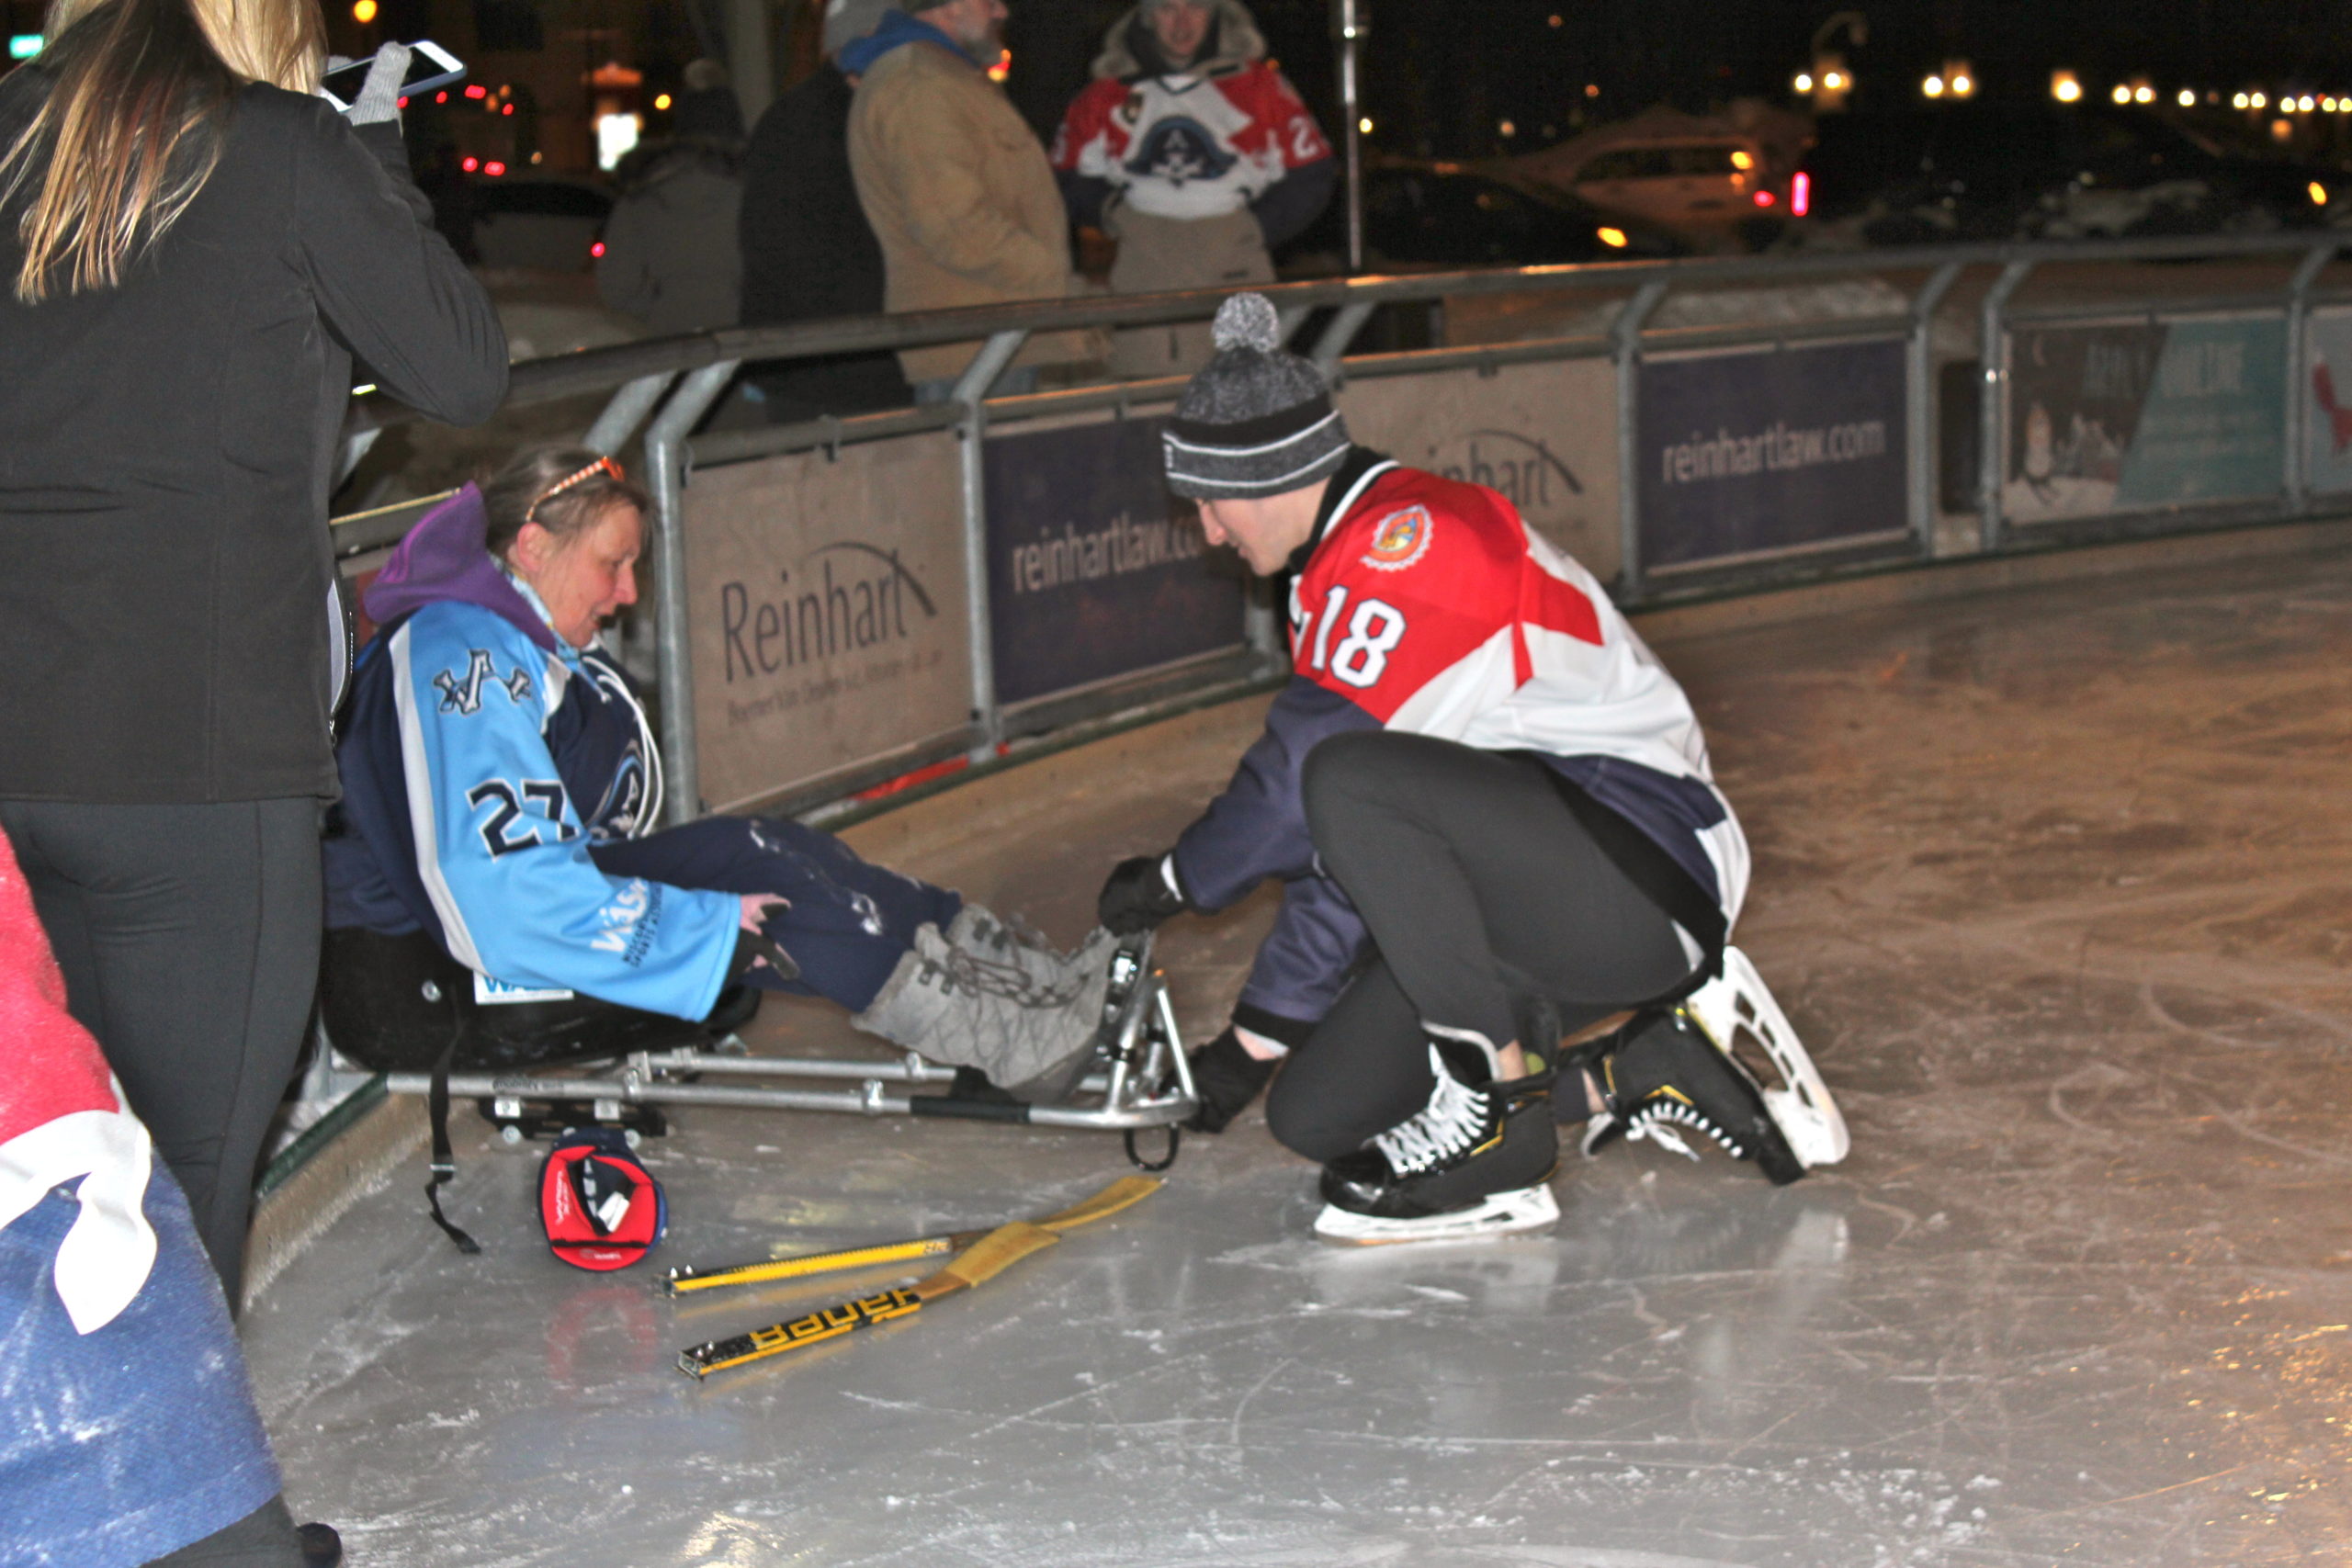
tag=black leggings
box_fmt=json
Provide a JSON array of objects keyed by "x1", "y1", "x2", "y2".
[
  {"x1": 1263, "y1": 732, "x2": 1695, "y2": 1163},
  {"x1": 0, "y1": 798, "x2": 321, "y2": 1307}
]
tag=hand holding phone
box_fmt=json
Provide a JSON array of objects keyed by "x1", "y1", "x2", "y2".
[{"x1": 319, "y1": 39, "x2": 465, "y2": 118}]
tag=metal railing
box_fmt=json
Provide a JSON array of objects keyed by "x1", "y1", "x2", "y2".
[{"x1": 334, "y1": 227, "x2": 2352, "y2": 827}]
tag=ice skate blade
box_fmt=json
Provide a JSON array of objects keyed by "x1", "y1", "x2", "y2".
[
  {"x1": 1312, "y1": 1182, "x2": 1561, "y2": 1247},
  {"x1": 1685, "y1": 946, "x2": 1850, "y2": 1168}
]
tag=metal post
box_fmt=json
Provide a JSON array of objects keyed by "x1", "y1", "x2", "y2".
[
  {"x1": 1333, "y1": 0, "x2": 1364, "y2": 273},
  {"x1": 583, "y1": 371, "x2": 682, "y2": 456},
  {"x1": 1975, "y1": 259, "x2": 2035, "y2": 555},
  {"x1": 642, "y1": 359, "x2": 741, "y2": 825},
  {"x1": 721, "y1": 0, "x2": 773, "y2": 124},
  {"x1": 1906, "y1": 262, "x2": 1964, "y2": 556},
  {"x1": 2283, "y1": 241, "x2": 2338, "y2": 513},
  {"x1": 1309, "y1": 300, "x2": 1377, "y2": 375},
  {"x1": 1611, "y1": 278, "x2": 1670, "y2": 604},
  {"x1": 954, "y1": 330, "x2": 1029, "y2": 758},
  {"x1": 1242, "y1": 580, "x2": 1282, "y2": 673}
]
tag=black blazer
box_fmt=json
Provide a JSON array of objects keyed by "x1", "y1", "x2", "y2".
[{"x1": 0, "y1": 73, "x2": 507, "y2": 802}]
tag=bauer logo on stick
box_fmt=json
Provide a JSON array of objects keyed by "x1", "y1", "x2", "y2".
[
  {"x1": 1362, "y1": 505, "x2": 1434, "y2": 572},
  {"x1": 540, "y1": 1127, "x2": 666, "y2": 1270}
]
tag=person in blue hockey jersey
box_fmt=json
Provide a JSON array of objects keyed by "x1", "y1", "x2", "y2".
[{"x1": 323, "y1": 447, "x2": 1116, "y2": 1099}]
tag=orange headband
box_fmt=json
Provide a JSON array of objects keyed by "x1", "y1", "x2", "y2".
[{"x1": 525, "y1": 456, "x2": 627, "y2": 527}]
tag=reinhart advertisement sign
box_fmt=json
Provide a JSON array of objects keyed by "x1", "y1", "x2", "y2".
[{"x1": 683, "y1": 434, "x2": 971, "y2": 811}]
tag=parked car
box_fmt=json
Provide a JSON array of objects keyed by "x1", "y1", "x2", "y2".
[
  {"x1": 461, "y1": 175, "x2": 613, "y2": 273},
  {"x1": 1504, "y1": 102, "x2": 1807, "y2": 249},
  {"x1": 1361, "y1": 161, "x2": 1685, "y2": 269},
  {"x1": 1793, "y1": 103, "x2": 2332, "y2": 245}
]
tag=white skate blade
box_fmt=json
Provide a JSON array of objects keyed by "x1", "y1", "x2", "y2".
[
  {"x1": 1684, "y1": 946, "x2": 1849, "y2": 1168},
  {"x1": 1313, "y1": 1182, "x2": 1560, "y2": 1247}
]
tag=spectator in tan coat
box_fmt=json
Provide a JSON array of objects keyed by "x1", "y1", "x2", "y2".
[{"x1": 842, "y1": 0, "x2": 1096, "y2": 400}]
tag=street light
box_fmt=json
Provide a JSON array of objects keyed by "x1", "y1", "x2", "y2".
[
  {"x1": 1923, "y1": 73, "x2": 1944, "y2": 98},
  {"x1": 2052, "y1": 70, "x2": 2083, "y2": 104}
]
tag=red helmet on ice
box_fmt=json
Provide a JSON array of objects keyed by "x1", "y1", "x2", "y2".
[{"x1": 538, "y1": 1127, "x2": 666, "y2": 1271}]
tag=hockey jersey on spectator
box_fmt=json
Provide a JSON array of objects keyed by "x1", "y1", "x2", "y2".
[
  {"x1": 1171, "y1": 449, "x2": 1748, "y2": 1032},
  {"x1": 1053, "y1": 62, "x2": 1330, "y2": 223},
  {"x1": 325, "y1": 487, "x2": 737, "y2": 1021}
]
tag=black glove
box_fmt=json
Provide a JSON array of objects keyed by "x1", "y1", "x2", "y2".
[
  {"x1": 1182, "y1": 1026, "x2": 1279, "y2": 1134},
  {"x1": 1097, "y1": 852, "x2": 1186, "y2": 935},
  {"x1": 729, "y1": 928, "x2": 798, "y2": 984}
]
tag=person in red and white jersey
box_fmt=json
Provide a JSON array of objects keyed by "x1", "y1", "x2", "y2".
[
  {"x1": 1098, "y1": 294, "x2": 1831, "y2": 1244},
  {"x1": 1050, "y1": 0, "x2": 1334, "y2": 377}
]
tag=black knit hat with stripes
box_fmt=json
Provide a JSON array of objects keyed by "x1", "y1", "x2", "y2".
[{"x1": 1162, "y1": 294, "x2": 1352, "y2": 501}]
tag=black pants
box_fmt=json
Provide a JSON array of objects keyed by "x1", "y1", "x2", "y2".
[
  {"x1": 1264, "y1": 732, "x2": 1695, "y2": 1163},
  {"x1": 0, "y1": 798, "x2": 322, "y2": 1306}
]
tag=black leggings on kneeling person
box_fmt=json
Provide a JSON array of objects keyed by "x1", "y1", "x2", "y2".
[{"x1": 1263, "y1": 731, "x2": 1696, "y2": 1163}]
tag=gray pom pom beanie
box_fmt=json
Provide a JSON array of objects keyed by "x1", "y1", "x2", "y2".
[{"x1": 1162, "y1": 294, "x2": 1352, "y2": 501}]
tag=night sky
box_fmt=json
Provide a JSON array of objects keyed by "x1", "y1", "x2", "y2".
[{"x1": 1008, "y1": 0, "x2": 2352, "y2": 159}]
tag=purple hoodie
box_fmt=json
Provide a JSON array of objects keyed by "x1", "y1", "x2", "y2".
[{"x1": 361, "y1": 484, "x2": 560, "y2": 654}]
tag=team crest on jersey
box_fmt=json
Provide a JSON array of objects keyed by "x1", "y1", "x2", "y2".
[
  {"x1": 1125, "y1": 117, "x2": 1237, "y2": 186},
  {"x1": 1362, "y1": 505, "x2": 1434, "y2": 571}
]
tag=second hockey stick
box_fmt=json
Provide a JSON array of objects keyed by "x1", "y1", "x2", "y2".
[{"x1": 662, "y1": 1174, "x2": 1161, "y2": 1295}]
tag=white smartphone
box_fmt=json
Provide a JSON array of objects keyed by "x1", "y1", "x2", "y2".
[{"x1": 319, "y1": 39, "x2": 466, "y2": 112}]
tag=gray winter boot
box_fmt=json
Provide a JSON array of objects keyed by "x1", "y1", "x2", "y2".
[{"x1": 854, "y1": 924, "x2": 1122, "y2": 1100}]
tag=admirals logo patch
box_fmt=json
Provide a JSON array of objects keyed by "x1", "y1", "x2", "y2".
[{"x1": 1362, "y1": 505, "x2": 1433, "y2": 571}]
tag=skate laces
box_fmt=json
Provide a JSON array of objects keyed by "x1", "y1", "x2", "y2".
[
  {"x1": 1592, "y1": 1010, "x2": 1756, "y2": 1163},
  {"x1": 1620, "y1": 1093, "x2": 1747, "y2": 1162},
  {"x1": 927, "y1": 941, "x2": 1090, "y2": 1008},
  {"x1": 923, "y1": 925, "x2": 1111, "y2": 1010},
  {"x1": 1372, "y1": 1045, "x2": 1494, "y2": 1175}
]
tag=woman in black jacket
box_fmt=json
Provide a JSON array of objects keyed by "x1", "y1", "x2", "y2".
[{"x1": 0, "y1": 0, "x2": 507, "y2": 1310}]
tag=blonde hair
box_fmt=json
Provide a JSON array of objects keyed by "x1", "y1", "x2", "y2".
[{"x1": 0, "y1": 0, "x2": 325, "y2": 303}]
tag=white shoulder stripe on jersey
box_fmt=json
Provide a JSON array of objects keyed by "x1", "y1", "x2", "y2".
[{"x1": 389, "y1": 626, "x2": 484, "y2": 973}]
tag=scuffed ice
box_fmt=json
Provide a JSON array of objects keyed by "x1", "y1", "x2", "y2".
[{"x1": 242, "y1": 547, "x2": 2352, "y2": 1565}]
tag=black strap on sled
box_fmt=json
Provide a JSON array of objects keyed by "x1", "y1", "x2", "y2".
[
  {"x1": 424, "y1": 1034, "x2": 482, "y2": 1256},
  {"x1": 1534, "y1": 762, "x2": 1727, "y2": 1009}
]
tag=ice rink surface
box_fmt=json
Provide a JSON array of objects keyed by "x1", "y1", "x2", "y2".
[{"x1": 244, "y1": 540, "x2": 2352, "y2": 1566}]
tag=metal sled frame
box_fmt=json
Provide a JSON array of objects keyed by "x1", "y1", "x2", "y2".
[{"x1": 380, "y1": 936, "x2": 1200, "y2": 1143}]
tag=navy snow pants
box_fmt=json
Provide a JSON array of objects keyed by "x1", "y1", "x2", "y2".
[{"x1": 590, "y1": 815, "x2": 959, "y2": 1014}]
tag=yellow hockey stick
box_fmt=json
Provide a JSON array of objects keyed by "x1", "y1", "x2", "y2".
[
  {"x1": 676, "y1": 1221, "x2": 1060, "y2": 1378},
  {"x1": 662, "y1": 1175, "x2": 1161, "y2": 1295}
]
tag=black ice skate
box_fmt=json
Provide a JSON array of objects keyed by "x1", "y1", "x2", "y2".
[
  {"x1": 1313, "y1": 1042, "x2": 1561, "y2": 1245},
  {"x1": 1579, "y1": 1008, "x2": 1808, "y2": 1185}
]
